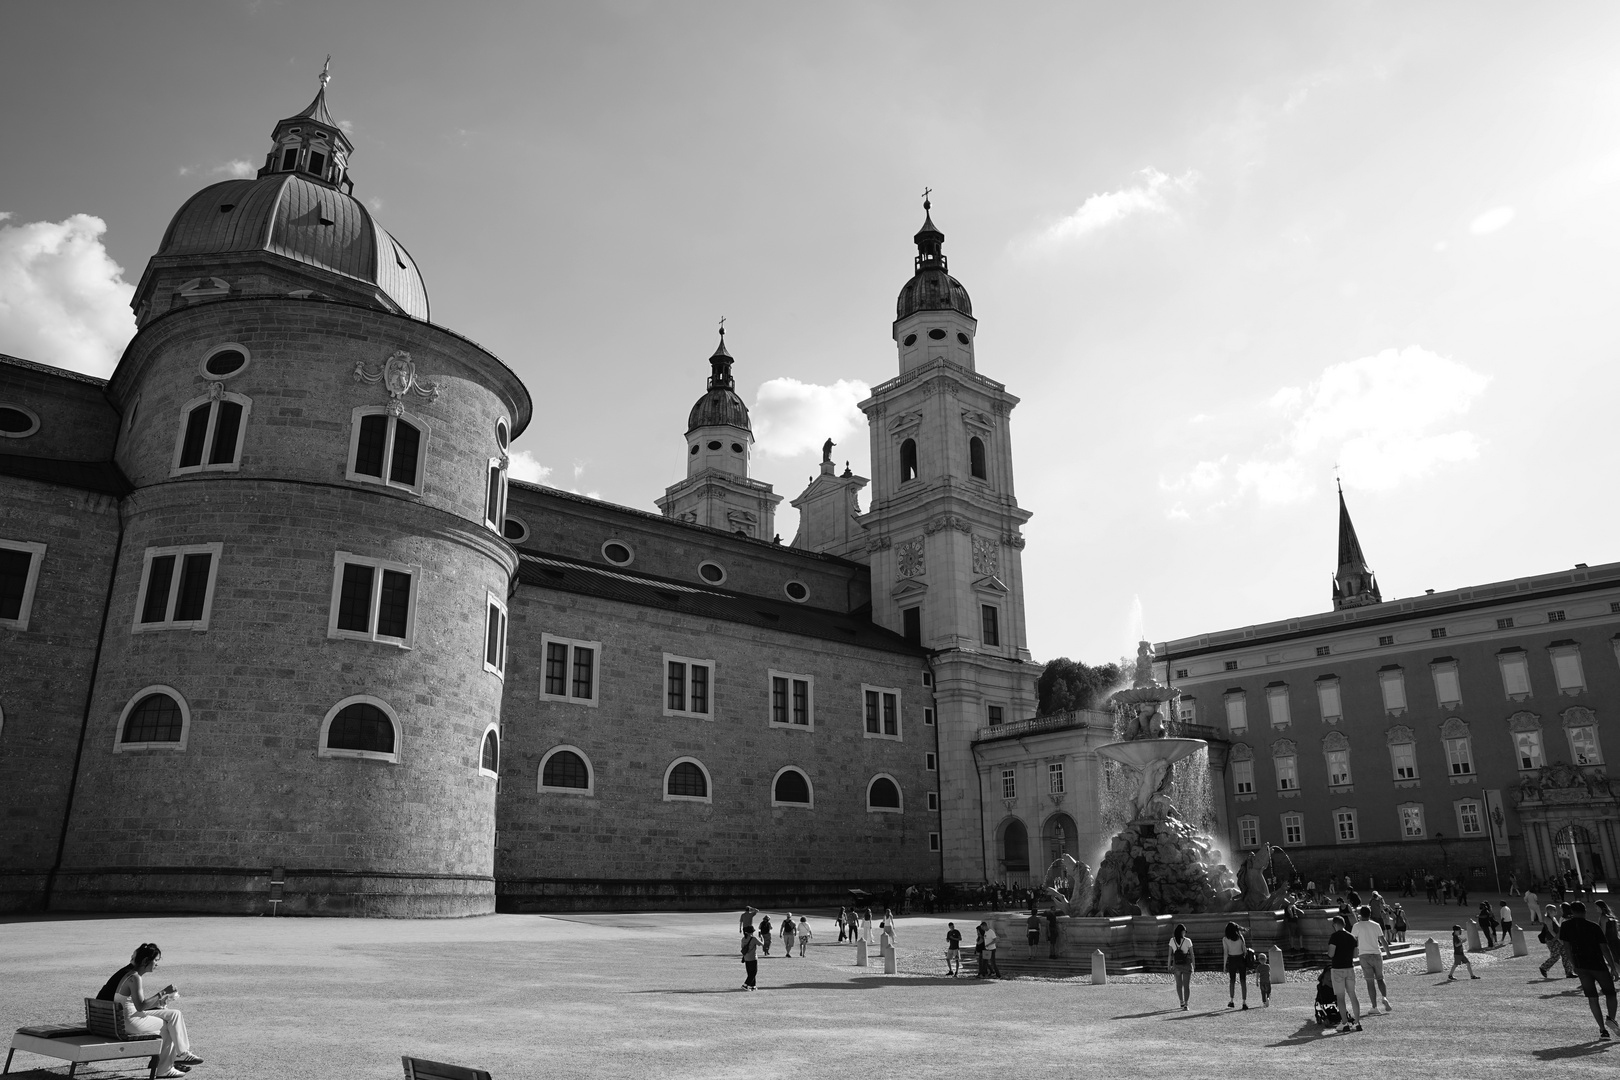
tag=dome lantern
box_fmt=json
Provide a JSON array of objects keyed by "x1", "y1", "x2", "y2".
[{"x1": 258, "y1": 58, "x2": 355, "y2": 193}]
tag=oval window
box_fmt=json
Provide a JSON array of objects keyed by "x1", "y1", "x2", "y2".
[
  {"x1": 690, "y1": 444, "x2": 699, "y2": 455},
  {"x1": 928, "y1": 328, "x2": 947, "y2": 340},
  {"x1": 784, "y1": 581, "x2": 809, "y2": 603},
  {"x1": 0, "y1": 404, "x2": 39, "y2": 438},
  {"x1": 957, "y1": 332, "x2": 970, "y2": 345},
  {"x1": 602, "y1": 541, "x2": 634, "y2": 566},
  {"x1": 201, "y1": 344, "x2": 249, "y2": 379},
  {"x1": 496, "y1": 419, "x2": 510, "y2": 450},
  {"x1": 502, "y1": 517, "x2": 529, "y2": 543},
  {"x1": 698, "y1": 561, "x2": 726, "y2": 584},
  {"x1": 730, "y1": 442, "x2": 744, "y2": 453},
  {"x1": 707, "y1": 440, "x2": 722, "y2": 451},
  {"x1": 902, "y1": 333, "x2": 917, "y2": 347}
]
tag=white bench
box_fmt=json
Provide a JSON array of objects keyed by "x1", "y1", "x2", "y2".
[{"x1": 4, "y1": 1000, "x2": 161, "y2": 1079}]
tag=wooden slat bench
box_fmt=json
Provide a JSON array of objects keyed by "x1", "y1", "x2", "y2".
[
  {"x1": 403, "y1": 1055, "x2": 493, "y2": 1080},
  {"x1": 4, "y1": 1000, "x2": 160, "y2": 1079}
]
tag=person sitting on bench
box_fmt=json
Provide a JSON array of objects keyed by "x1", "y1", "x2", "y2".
[{"x1": 98, "y1": 943, "x2": 203, "y2": 1077}]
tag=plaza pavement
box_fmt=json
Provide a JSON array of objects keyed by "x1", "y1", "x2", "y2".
[{"x1": 0, "y1": 896, "x2": 1611, "y2": 1079}]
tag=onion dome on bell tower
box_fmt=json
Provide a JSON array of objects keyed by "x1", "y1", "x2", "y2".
[
  {"x1": 685, "y1": 328, "x2": 752, "y2": 435},
  {"x1": 893, "y1": 193, "x2": 978, "y2": 374}
]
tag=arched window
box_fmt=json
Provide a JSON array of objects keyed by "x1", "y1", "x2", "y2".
[
  {"x1": 115, "y1": 686, "x2": 190, "y2": 752},
  {"x1": 1000, "y1": 818, "x2": 1029, "y2": 872},
  {"x1": 969, "y1": 436, "x2": 987, "y2": 480},
  {"x1": 1043, "y1": 812, "x2": 1079, "y2": 866},
  {"x1": 899, "y1": 438, "x2": 918, "y2": 483},
  {"x1": 867, "y1": 774, "x2": 903, "y2": 813},
  {"x1": 318, "y1": 696, "x2": 400, "y2": 764},
  {"x1": 664, "y1": 758, "x2": 711, "y2": 802},
  {"x1": 172, "y1": 390, "x2": 251, "y2": 475},
  {"x1": 771, "y1": 767, "x2": 813, "y2": 808},
  {"x1": 538, "y1": 746, "x2": 593, "y2": 794},
  {"x1": 479, "y1": 727, "x2": 499, "y2": 778},
  {"x1": 347, "y1": 406, "x2": 427, "y2": 494}
]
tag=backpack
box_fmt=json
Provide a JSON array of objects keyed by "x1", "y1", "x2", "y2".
[
  {"x1": 1538, "y1": 924, "x2": 1550, "y2": 944},
  {"x1": 96, "y1": 965, "x2": 134, "y2": 1002}
]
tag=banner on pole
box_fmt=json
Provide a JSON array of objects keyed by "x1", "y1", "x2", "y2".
[{"x1": 1484, "y1": 789, "x2": 1512, "y2": 857}]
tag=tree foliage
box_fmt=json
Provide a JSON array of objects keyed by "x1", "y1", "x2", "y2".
[{"x1": 1036, "y1": 657, "x2": 1123, "y2": 715}]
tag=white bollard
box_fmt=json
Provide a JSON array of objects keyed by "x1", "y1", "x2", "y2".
[
  {"x1": 856, "y1": 938, "x2": 868, "y2": 967},
  {"x1": 1091, "y1": 949, "x2": 1107, "y2": 985},
  {"x1": 1511, "y1": 924, "x2": 1529, "y2": 957},
  {"x1": 1466, "y1": 921, "x2": 1481, "y2": 952},
  {"x1": 1268, "y1": 944, "x2": 1286, "y2": 982},
  {"x1": 1424, "y1": 937, "x2": 1442, "y2": 974},
  {"x1": 882, "y1": 938, "x2": 896, "y2": 975}
]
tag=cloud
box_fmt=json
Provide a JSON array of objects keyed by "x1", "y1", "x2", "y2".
[
  {"x1": 1030, "y1": 168, "x2": 1201, "y2": 248},
  {"x1": 1469, "y1": 206, "x2": 1515, "y2": 235},
  {"x1": 0, "y1": 213, "x2": 136, "y2": 378},
  {"x1": 507, "y1": 449, "x2": 552, "y2": 484},
  {"x1": 1164, "y1": 346, "x2": 1491, "y2": 508},
  {"x1": 212, "y1": 160, "x2": 255, "y2": 178},
  {"x1": 750, "y1": 377, "x2": 871, "y2": 458}
]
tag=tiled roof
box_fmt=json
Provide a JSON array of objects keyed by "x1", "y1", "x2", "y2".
[
  {"x1": 0, "y1": 452, "x2": 131, "y2": 496},
  {"x1": 0, "y1": 353, "x2": 109, "y2": 387},
  {"x1": 517, "y1": 552, "x2": 924, "y2": 656}
]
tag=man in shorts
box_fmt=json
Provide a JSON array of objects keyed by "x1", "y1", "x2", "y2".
[
  {"x1": 1352, "y1": 905, "x2": 1392, "y2": 1011},
  {"x1": 1560, "y1": 901, "x2": 1618, "y2": 1040},
  {"x1": 1328, "y1": 915, "x2": 1363, "y2": 1033},
  {"x1": 945, "y1": 922, "x2": 962, "y2": 976}
]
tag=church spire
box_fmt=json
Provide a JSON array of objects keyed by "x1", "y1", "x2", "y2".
[
  {"x1": 1333, "y1": 481, "x2": 1382, "y2": 609},
  {"x1": 257, "y1": 61, "x2": 354, "y2": 192}
]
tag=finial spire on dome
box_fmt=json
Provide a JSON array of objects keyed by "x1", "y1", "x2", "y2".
[{"x1": 320, "y1": 55, "x2": 332, "y2": 89}]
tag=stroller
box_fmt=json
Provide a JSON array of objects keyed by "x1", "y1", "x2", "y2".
[{"x1": 1314, "y1": 967, "x2": 1341, "y2": 1029}]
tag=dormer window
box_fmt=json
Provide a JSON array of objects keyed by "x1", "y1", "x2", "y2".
[
  {"x1": 280, "y1": 147, "x2": 298, "y2": 171},
  {"x1": 308, "y1": 150, "x2": 327, "y2": 177}
]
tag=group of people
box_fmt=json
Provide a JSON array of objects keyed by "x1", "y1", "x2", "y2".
[
  {"x1": 943, "y1": 921, "x2": 1001, "y2": 978},
  {"x1": 96, "y1": 943, "x2": 204, "y2": 1077},
  {"x1": 736, "y1": 908, "x2": 816, "y2": 987}
]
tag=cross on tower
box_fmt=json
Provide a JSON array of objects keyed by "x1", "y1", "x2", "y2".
[
  {"x1": 921, "y1": 186, "x2": 932, "y2": 209},
  {"x1": 718, "y1": 315, "x2": 726, "y2": 336}
]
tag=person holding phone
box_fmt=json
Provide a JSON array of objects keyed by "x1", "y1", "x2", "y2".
[{"x1": 102, "y1": 943, "x2": 202, "y2": 1076}]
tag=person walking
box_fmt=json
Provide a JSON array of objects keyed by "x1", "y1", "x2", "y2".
[
  {"x1": 861, "y1": 908, "x2": 873, "y2": 945},
  {"x1": 1327, "y1": 915, "x2": 1363, "y2": 1032},
  {"x1": 836, "y1": 906, "x2": 849, "y2": 943},
  {"x1": 740, "y1": 924, "x2": 760, "y2": 991},
  {"x1": 740, "y1": 906, "x2": 758, "y2": 937},
  {"x1": 1352, "y1": 905, "x2": 1392, "y2": 1011},
  {"x1": 1221, "y1": 922, "x2": 1250, "y2": 1010},
  {"x1": 1392, "y1": 904, "x2": 1408, "y2": 943},
  {"x1": 974, "y1": 923, "x2": 989, "y2": 978},
  {"x1": 797, "y1": 917, "x2": 811, "y2": 956},
  {"x1": 759, "y1": 914, "x2": 773, "y2": 956},
  {"x1": 1457, "y1": 879, "x2": 1469, "y2": 906},
  {"x1": 984, "y1": 921, "x2": 1002, "y2": 978},
  {"x1": 1540, "y1": 904, "x2": 1569, "y2": 978},
  {"x1": 1527, "y1": 887, "x2": 1541, "y2": 923},
  {"x1": 1499, "y1": 901, "x2": 1516, "y2": 948},
  {"x1": 945, "y1": 923, "x2": 963, "y2": 976},
  {"x1": 1596, "y1": 901, "x2": 1620, "y2": 978},
  {"x1": 1254, "y1": 948, "x2": 1272, "y2": 1008},
  {"x1": 781, "y1": 913, "x2": 796, "y2": 957},
  {"x1": 1026, "y1": 909, "x2": 1041, "y2": 959},
  {"x1": 1560, "y1": 901, "x2": 1618, "y2": 1039},
  {"x1": 1448, "y1": 924, "x2": 1480, "y2": 981},
  {"x1": 1168, "y1": 924, "x2": 1195, "y2": 1010},
  {"x1": 1477, "y1": 902, "x2": 1497, "y2": 949}
]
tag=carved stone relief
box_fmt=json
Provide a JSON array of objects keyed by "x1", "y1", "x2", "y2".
[{"x1": 355, "y1": 350, "x2": 441, "y2": 415}]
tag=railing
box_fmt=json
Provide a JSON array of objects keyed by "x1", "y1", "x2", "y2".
[{"x1": 973, "y1": 711, "x2": 1091, "y2": 743}]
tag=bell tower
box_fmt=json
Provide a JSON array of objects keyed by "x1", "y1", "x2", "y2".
[{"x1": 857, "y1": 199, "x2": 1036, "y2": 882}]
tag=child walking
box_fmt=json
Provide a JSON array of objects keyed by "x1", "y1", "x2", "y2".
[
  {"x1": 1254, "y1": 948, "x2": 1273, "y2": 1007},
  {"x1": 1447, "y1": 924, "x2": 1481, "y2": 981},
  {"x1": 797, "y1": 917, "x2": 811, "y2": 956}
]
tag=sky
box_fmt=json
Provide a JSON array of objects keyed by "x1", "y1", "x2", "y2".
[{"x1": 3, "y1": 1, "x2": 1619, "y2": 665}]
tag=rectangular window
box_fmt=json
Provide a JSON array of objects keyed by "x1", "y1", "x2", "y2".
[
  {"x1": 347, "y1": 408, "x2": 427, "y2": 493},
  {"x1": 1456, "y1": 801, "x2": 1482, "y2": 835},
  {"x1": 923, "y1": 707, "x2": 935, "y2": 726},
  {"x1": 1048, "y1": 762, "x2": 1065, "y2": 794},
  {"x1": 540, "y1": 637, "x2": 597, "y2": 703},
  {"x1": 484, "y1": 459, "x2": 508, "y2": 531},
  {"x1": 173, "y1": 396, "x2": 249, "y2": 474},
  {"x1": 1390, "y1": 742, "x2": 1417, "y2": 780},
  {"x1": 1001, "y1": 768, "x2": 1016, "y2": 800},
  {"x1": 902, "y1": 606, "x2": 921, "y2": 644},
  {"x1": 1378, "y1": 668, "x2": 1407, "y2": 713},
  {"x1": 1238, "y1": 817, "x2": 1259, "y2": 848},
  {"x1": 927, "y1": 792, "x2": 939, "y2": 811},
  {"x1": 1175, "y1": 668, "x2": 1189, "y2": 679},
  {"x1": 1499, "y1": 651, "x2": 1531, "y2": 698},
  {"x1": 1266, "y1": 685, "x2": 1291, "y2": 728},
  {"x1": 1548, "y1": 609, "x2": 1566, "y2": 622},
  {"x1": 1446, "y1": 735, "x2": 1473, "y2": 775},
  {"x1": 1282, "y1": 813, "x2": 1303, "y2": 846},
  {"x1": 1232, "y1": 759, "x2": 1255, "y2": 795},
  {"x1": 1224, "y1": 660, "x2": 1239, "y2": 671},
  {"x1": 1497, "y1": 617, "x2": 1514, "y2": 630},
  {"x1": 1430, "y1": 627, "x2": 1447, "y2": 639},
  {"x1": 1399, "y1": 804, "x2": 1425, "y2": 838},
  {"x1": 862, "y1": 685, "x2": 902, "y2": 740},
  {"x1": 0, "y1": 540, "x2": 45, "y2": 630},
  {"x1": 981, "y1": 605, "x2": 1000, "y2": 646},
  {"x1": 665, "y1": 654, "x2": 714, "y2": 717},
  {"x1": 769, "y1": 671, "x2": 814, "y2": 728},
  {"x1": 1315, "y1": 646, "x2": 1331, "y2": 657},
  {"x1": 134, "y1": 543, "x2": 222, "y2": 632},
  {"x1": 483, "y1": 592, "x2": 507, "y2": 678},
  {"x1": 1326, "y1": 749, "x2": 1352, "y2": 787},
  {"x1": 1334, "y1": 809, "x2": 1358, "y2": 842},
  {"x1": 1224, "y1": 692, "x2": 1248, "y2": 735},
  {"x1": 1275, "y1": 754, "x2": 1298, "y2": 791},
  {"x1": 1431, "y1": 662, "x2": 1462, "y2": 707},
  {"x1": 1550, "y1": 645, "x2": 1585, "y2": 694},
  {"x1": 327, "y1": 552, "x2": 416, "y2": 646},
  {"x1": 925, "y1": 752, "x2": 937, "y2": 771},
  {"x1": 1378, "y1": 635, "x2": 1394, "y2": 647},
  {"x1": 929, "y1": 832, "x2": 941, "y2": 852},
  {"x1": 280, "y1": 146, "x2": 298, "y2": 171},
  {"x1": 1316, "y1": 678, "x2": 1342, "y2": 723},
  {"x1": 1177, "y1": 698, "x2": 1196, "y2": 724},
  {"x1": 987, "y1": 705, "x2": 1004, "y2": 727},
  {"x1": 1514, "y1": 729, "x2": 1545, "y2": 770},
  {"x1": 1570, "y1": 725, "x2": 1603, "y2": 765},
  {"x1": 308, "y1": 150, "x2": 327, "y2": 176}
]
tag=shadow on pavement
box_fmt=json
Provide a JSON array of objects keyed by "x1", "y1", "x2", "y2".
[
  {"x1": 1111, "y1": 1008, "x2": 1181, "y2": 1019},
  {"x1": 1266, "y1": 1020, "x2": 1337, "y2": 1046},
  {"x1": 1533, "y1": 1041, "x2": 1614, "y2": 1061},
  {"x1": 630, "y1": 976, "x2": 970, "y2": 993}
]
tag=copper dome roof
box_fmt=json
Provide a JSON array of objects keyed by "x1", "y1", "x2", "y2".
[{"x1": 896, "y1": 268, "x2": 973, "y2": 321}]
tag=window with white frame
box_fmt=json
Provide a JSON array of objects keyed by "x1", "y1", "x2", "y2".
[
  {"x1": 987, "y1": 704, "x2": 1004, "y2": 726},
  {"x1": 114, "y1": 686, "x2": 191, "y2": 752},
  {"x1": 1334, "y1": 807, "x2": 1359, "y2": 842},
  {"x1": 1232, "y1": 757, "x2": 1256, "y2": 794},
  {"x1": 925, "y1": 752, "x2": 937, "y2": 771},
  {"x1": 929, "y1": 832, "x2": 941, "y2": 851},
  {"x1": 1316, "y1": 677, "x2": 1342, "y2": 723},
  {"x1": 1549, "y1": 643, "x2": 1585, "y2": 694},
  {"x1": 1565, "y1": 708, "x2": 1603, "y2": 765},
  {"x1": 927, "y1": 791, "x2": 940, "y2": 811},
  {"x1": 1266, "y1": 684, "x2": 1291, "y2": 728},
  {"x1": 541, "y1": 635, "x2": 599, "y2": 706},
  {"x1": 769, "y1": 671, "x2": 814, "y2": 728},
  {"x1": 1225, "y1": 691, "x2": 1248, "y2": 735},
  {"x1": 0, "y1": 539, "x2": 47, "y2": 630},
  {"x1": 479, "y1": 726, "x2": 499, "y2": 778},
  {"x1": 924, "y1": 707, "x2": 935, "y2": 726},
  {"x1": 1387, "y1": 726, "x2": 1417, "y2": 780},
  {"x1": 1238, "y1": 816, "x2": 1259, "y2": 848},
  {"x1": 1398, "y1": 803, "x2": 1425, "y2": 838},
  {"x1": 1273, "y1": 742, "x2": 1298, "y2": 790},
  {"x1": 483, "y1": 592, "x2": 507, "y2": 678},
  {"x1": 134, "y1": 543, "x2": 222, "y2": 632},
  {"x1": 1430, "y1": 659, "x2": 1462, "y2": 708},
  {"x1": 347, "y1": 407, "x2": 427, "y2": 494},
  {"x1": 1442, "y1": 718, "x2": 1473, "y2": 775},
  {"x1": 1048, "y1": 762, "x2": 1065, "y2": 794},
  {"x1": 484, "y1": 457, "x2": 508, "y2": 531},
  {"x1": 664, "y1": 654, "x2": 714, "y2": 718},
  {"x1": 1177, "y1": 697, "x2": 1196, "y2": 724},
  {"x1": 328, "y1": 553, "x2": 417, "y2": 647},
  {"x1": 664, "y1": 758, "x2": 711, "y2": 802},
  {"x1": 1001, "y1": 768, "x2": 1017, "y2": 800},
  {"x1": 771, "y1": 767, "x2": 813, "y2": 808},
  {"x1": 1514, "y1": 727, "x2": 1545, "y2": 770},
  {"x1": 318, "y1": 695, "x2": 400, "y2": 764},
  {"x1": 1456, "y1": 799, "x2": 1483, "y2": 835},
  {"x1": 538, "y1": 745, "x2": 593, "y2": 794},
  {"x1": 1281, "y1": 812, "x2": 1304, "y2": 846},
  {"x1": 1498, "y1": 650, "x2": 1532, "y2": 699},
  {"x1": 867, "y1": 774, "x2": 903, "y2": 812},
  {"x1": 172, "y1": 391, "x2": 250, "y2": 474},
  {"x1": 1323, "y1": 732, "x2": 1352, "y2": 787},
  {"x1": 862, "y1": 685, "x2": 902, "y2": 740},
  {"x1": 1378, "y1": 667, "x2": 1407, "y2": 713}
]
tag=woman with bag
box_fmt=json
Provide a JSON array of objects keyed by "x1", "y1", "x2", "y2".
[
  {"x1": 1167, "y1": 924, "x2": 1196, "y2": 1010},
  {"x1": 1539, "y1": 904, "x2": 1568, "y2": 978},
  {"x1": 1222, "y1": 922, "x2": 1250, "y2": 1009}
]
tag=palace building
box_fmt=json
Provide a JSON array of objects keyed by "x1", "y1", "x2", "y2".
[{"x1": 0, "y1": 79, "x2": 1037, "y2": 915}]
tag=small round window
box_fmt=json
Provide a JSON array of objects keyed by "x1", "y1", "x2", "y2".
[
  {"x1": 698, "y1": 561, "x2": 726, "y2": 584},
  {"x1": 957, "y1": 332, "x2": 970, "y2": 345},
  {"x1": 690, "y1": 444, "x2": 699, "y2": 455},
  {"x1": 928, "y1": 328, "x2": 947, "y2": 341},
  {"x1": 0, "y1": 404, "x2": 40, "y2": 438},
  {"x1": 730, "y1": 442, "x2": 744, "y2": 453},
  {"x1": 902, "y1": 333, "x2": 917, "y2": 346},
  {"x1": 707, "y1": 440, "x2": 722, "y2": 451},
  {"x1": 784, "y1": 581, "x2": 809, "y2": 603},
  {"x1": 602, "y1": 540, "x2": 634, "y2": 566},
  {"x1": 496, "y1": 419, "x2": 510, "y2": 450},
  {"x1": 201, "y1": 343, "x2": 250, "y2": 380},
  {"x1": 502, "y1": 517, "x2": 529, "y2": 543}
]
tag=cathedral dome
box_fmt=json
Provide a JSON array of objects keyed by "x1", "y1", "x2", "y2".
[
  {"x1": 154, "y1": 173, "x2": 429, "y2": 321},
  {"x1": 895, "y1": 204, "x2": 972, "y2": 321},
  {"x1": 685, "y1": 331, "x2": 751, "y2": 433}
]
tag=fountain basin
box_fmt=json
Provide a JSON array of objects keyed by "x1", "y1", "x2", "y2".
[{"x1": 1093, "y1": 737, "x2": 1206, "y2": 771}]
